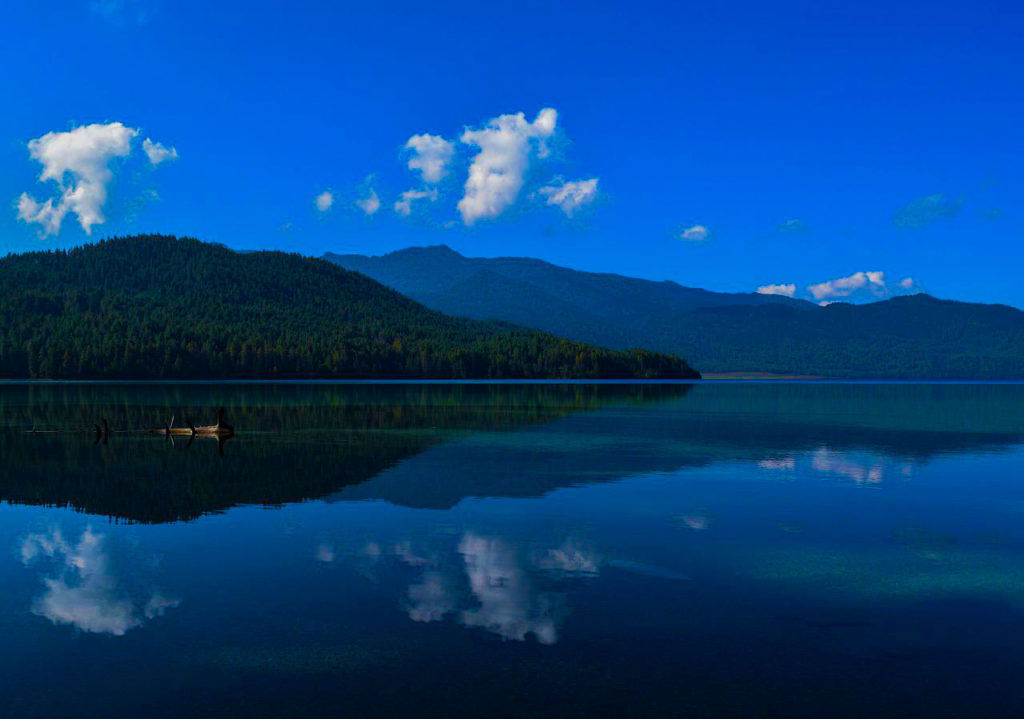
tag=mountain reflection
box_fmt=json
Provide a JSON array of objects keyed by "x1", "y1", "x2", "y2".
[
  {"x1": 20, "y1": 527, "x2": 178, "y2": 635},
  {"x1": 1, "y1": 382, "x2": 1023, "y2": 523},
  {"x1": 1, "y1": 383, "x2": 686, "y2": 523}
]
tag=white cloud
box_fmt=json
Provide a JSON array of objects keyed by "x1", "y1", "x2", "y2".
[
  {"x1": 807, "y1": 271, "x2": 888, "y2": 301},
  {"x1": 457, "y1": 108, "x2": 558, "y2": 225},
  {"x1": 356, "y1": 188, "x2": 380, "y2": 215},
  {"x1": 404, "y1": 134, "x2": 455, "y2": 184},
  {"x1": 538, "y1": 178, "x2": 598, "y2": 217},
  {"x1": 680, "y1": 224, "x2": 710, "y2": 241},
  {"x1": 900, "y1": 277, "x2": 916, "y2": 290},
  {"x1": 142, "y1": 138, "x2": 178, "y2": 165},
  {"x1": 756, "y1": 283, "x2": 797, "y2": 297},
  {"x1": 394, "y1": 188, "x2": 438, "y2": 217},
  {"x1": 17, "y1": 122, "x2": 142, "y2": 236},
  {"x1": 315, "y1": 190, "x2": 335, "y2": 212},
  {"x1": 21, "y1": 527, "x2": 178, "y2": 636}
]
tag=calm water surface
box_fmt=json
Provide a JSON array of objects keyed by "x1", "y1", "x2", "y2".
[{"x1": 2, "y1": 382, "x2": 1024, "y2": 718}]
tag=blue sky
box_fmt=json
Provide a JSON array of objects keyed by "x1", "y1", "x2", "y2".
[{"x1": 1, "y1": 0, "x2": 1021, "y2": 305}]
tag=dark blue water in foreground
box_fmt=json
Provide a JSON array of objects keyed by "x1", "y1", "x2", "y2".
[{"x1": 2, "y1": 382, "x2": 1024, "y2": 718}]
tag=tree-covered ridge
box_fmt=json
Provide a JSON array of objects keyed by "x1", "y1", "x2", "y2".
[
  {"x1": 0, "y1": 235, "x2": 698, "y2": 379},
  {"x1": 327, "y1": 245, "x2": 1024, "y2": 379}
]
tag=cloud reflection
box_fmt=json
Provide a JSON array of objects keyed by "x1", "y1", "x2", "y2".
[
  {"x1": 406, "y1": 570, "x2": 458, "y2": 623},
  {"x1": 459, "y1": 533, "x2": 561, "y2": 645},
  {"x1": 338, "y1": 533, "x2": 604, "y2": 644},
  {"x1": 20, "y1": 528, "x2": 179, "y2": 636},
  {"x1": 756, "y1": 448, "x2": 915, "y2": 484}
]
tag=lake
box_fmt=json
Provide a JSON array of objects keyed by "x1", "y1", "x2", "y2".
[{"x1": 2, "y1": 381, "x2": 1024, "y2": 718}]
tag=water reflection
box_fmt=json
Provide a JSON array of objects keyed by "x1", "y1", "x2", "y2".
[
  {"x1": 2, "y1": 383, "x2": 1024, "y2": 523},
  {"x1": 0, "y1": 383, "x2": 692, "y2": 523},
  {"x1": 3, "y1": 383, "x2": 1024, "y2": 716},
  {"x1": 331, "y1": 533, "x2": 610, "y2": 644},
  {"x1": 757, "y1": 446, "x2": 916, "y2": 484},
  {"x1": 20, "y1": 528, "x2": 179, "y2": 635}
]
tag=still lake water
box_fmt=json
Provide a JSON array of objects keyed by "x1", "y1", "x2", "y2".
[{"x1": 2, "y1": 381, "x2": 1024, "y2": 718}]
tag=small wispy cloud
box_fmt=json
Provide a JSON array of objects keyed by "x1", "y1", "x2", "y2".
[
  {"x1": 314, "y1": 190, "x2": 334, "y2": 212},
  {"x1": 807, "y1": 271, "x2": 888, "y2": 302},
  {"x1": 394, "y1": 188, "x2": 438, "y2": 216},
  {"x1": 776, "y1": 218, "x2": 809, "y2": 234},
  {"x1": 142, "y1": 138, "x2": 177, "y2": 165},
  {"x1": 355, "y1": 187, "x2": 380, "y2": 216},
  {"x1": 537, "y1": 178, "x2": 598, "y2": 217},
  {"x1": 892, "y1": 193, "x2": 963, "y2": 229},
  {"x1": 680, "y1": 224, "x2": 710, "y2": 241},
  {"x1": 756, "y1": 283, "x2": 796, "y2": 297}
]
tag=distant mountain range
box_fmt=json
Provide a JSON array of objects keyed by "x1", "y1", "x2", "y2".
[
  {"x1": 326, "y1": 245, "x2": 1024, "y2": 379},
  {"x1": 0, "y1": 236, "x2": 696, "y2": 380}
]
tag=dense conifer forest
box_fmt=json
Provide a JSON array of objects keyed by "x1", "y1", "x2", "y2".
[{"x1": 0, "y1": 235, "x2": 698, "y2": 380}]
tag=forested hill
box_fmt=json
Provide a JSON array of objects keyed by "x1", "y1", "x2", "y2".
[
  {"x1": 0, "y1": 236, "x2": 698, "y2": 380},
  {"x1": 326, "y1": 246, "x2": 1024, "y2": 379}
]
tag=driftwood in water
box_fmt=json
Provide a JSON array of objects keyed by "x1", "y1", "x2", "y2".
[{"x1": 147, "y1": 408, "x2": 234, "y2": 438}]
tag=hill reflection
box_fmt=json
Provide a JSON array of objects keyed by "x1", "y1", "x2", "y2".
[
  {"x1": 2, "y1": 382, "x2": 1023, "y2": 523},
  {"x1": 0, "y1": 383, "x2": 691, "y2": 523}
]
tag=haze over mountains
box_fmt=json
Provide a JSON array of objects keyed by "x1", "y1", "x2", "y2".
[{"x1": 327, "y1": 246, "x2": 1024, "y2": 379}]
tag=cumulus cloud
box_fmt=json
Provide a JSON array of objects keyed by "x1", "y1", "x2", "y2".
[
  {"x1": 457, "y1": 108, "x2": 557, "y2": 225},
  {"x1": 355, "y1": 188, "x2": 380, "y2": 215},
  {"x1": 892, "y1": 193, "x2": 963, "y2": 229},
  {"x1": 394, "y1": 188, "x2": 438, "y2": 217},
  {"x1": 807, "y1": 271, "x2": 888, "y2": 301},
  {"x1": 17, "y1": 122, "x2": 173, "y2": 236},
  {"x1": 756, "y1": 283, "x2": 797, "y2": 297},
  {"x1": 538, "y1": 178, "x2": 598, "y2": 217},
  {"x1": 680, "y1": 224, "x2": 710, "y2": 241},
  {"x1": 404, "y1": 134, "x2": 455, "y2": 184},
  {"x1": 777, "y1": 218, "x2": 809, "y2": 234},
  {"x1": 21, "y1": 527, "x2": 178, "y2": 636},
  {"x1": 17, "y1": 122, "x2": 137, "y2": 236},
  {"x1": 315, "y1": 190, "x2": 334, "y2": 212},
  {"x1": 142, "y1": 138, "x2": 178, "y2": 165}
]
